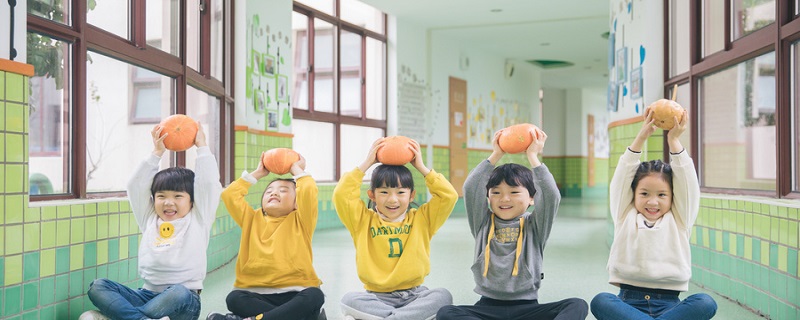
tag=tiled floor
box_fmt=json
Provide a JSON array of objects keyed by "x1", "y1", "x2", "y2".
[{"x1": 200, "y1": 198, "x2": 766, "y2": 320}]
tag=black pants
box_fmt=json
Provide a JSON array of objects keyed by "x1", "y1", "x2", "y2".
[
  {"x1": 437, "y1": 296, "x2": 588, "y2": 320},
  {"x1": 226, "y1": 287, "x2": 324, "y2": 320}
]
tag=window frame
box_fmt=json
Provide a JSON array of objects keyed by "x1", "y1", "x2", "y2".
[
  {"x1": 27, "y1": 0, "x2": 235, "y2": 201},
  {"x1": 664, "y1": 0, "x2": 800, "y2": 198},
  {"x1": 292, "y1": 1, "x2": 388, "y2": 181}
]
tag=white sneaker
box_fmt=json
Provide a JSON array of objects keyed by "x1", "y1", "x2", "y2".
[{"x1": 79, "y1": 310, "x2": 110, "y2": 320}]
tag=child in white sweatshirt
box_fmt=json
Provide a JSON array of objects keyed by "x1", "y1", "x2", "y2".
[{"x1": 590, "y1": 109, "x2": 717, "y2": 320}]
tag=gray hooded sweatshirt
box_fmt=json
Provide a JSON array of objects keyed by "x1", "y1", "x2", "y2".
[{"x1": 463, "y1": 160, "x2": 560, "y2": 301}]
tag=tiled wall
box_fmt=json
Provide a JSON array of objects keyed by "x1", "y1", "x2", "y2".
[
  {"x1": 0, "y1": 66, "x2": 240, "y2": 320},
  {"x1": 608, "y1": 120, "x2": 800, "y2": 320}
]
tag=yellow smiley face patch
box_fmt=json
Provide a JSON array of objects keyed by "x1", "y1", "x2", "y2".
[{"x1": 160, "y1": 222, "x2": 175, "y2": 238}]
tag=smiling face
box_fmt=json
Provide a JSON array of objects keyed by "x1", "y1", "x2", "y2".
[
  {"x1": 261, "y1": 180, "x2": 297, "y2": 217},
  {"x1": 368, "y1": 185, "x2": 416, "y2": 221},
  {"x1": 153, "y1": 190, "x2": 193, "y2": 221},
  {"x1": 488, "y1": 181, "x2": 534, "y2": 220},
  {"x1": 633, "y1": 174, "x2": 673, "y2": 220}
]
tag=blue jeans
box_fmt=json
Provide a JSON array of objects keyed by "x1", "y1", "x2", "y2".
[
  {"x1": 86, "y1": 278, "x2": 201, "y2": 320},
  {"x1": 590, "y1": 288, "x2": 717, "y2": 320}
]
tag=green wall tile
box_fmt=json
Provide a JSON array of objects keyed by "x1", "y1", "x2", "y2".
[
  {"x1": 39, "y1": 305, "x2": 54, "y2": 320},
  {"x1": 778, "y1": 245, "x2": 788, "y2": 272},
  {"x1": 39, "y1": 249, "x2": 54, "y2": 277},
  {"x1": 22, "y1": 310, "x2": 39, "y2": 320},
  {"x1": 24, "y1": 207, "x2": 40, "y2": 223},
  {"x1": 69, "y1": 244, "x2": 83, "y2": 271},
  {"x1": 128, "y1": 235, "x2": 138, "y2": 257},
  {"x1": 108, "y1": 239, "x2": 119, "y2": 262},
  {"x1": 22, "y1": 282, "x2": 37, "y2": 311},
  {"x1": 53, "y1": 275, "x2": 67, "y2": 302},
  {"x1": 109, "y1": 215, "x2": 119, "y2": 237},
  {"x1": 6, "y1": 134, "x2": 24, "y2": 162},
  {"x1": 119, "y1": 237, "x2": 129, "y2": 259},
  {"x1": 769, "y1": 243, "x2": 779, "y2": 268},
  {"x1": 84, "y1": 203, "x2": 97, "y2": 216},
  {"x1": 6, "y1": 225, "x2": 23, "y2": 255},
  {"x1": 97, "y1": 215, "x2": 108, "y2": 239},
  {"x1": 55, "y1": 247, "x2": 69, "y2": 274},
  {"x1": 84, "y1": 242, "x2": 96, "y2": 267},
  {"x1": 5, "y1": 73, "x2": 24, "y2": 102},
  {"x1": 83, "y1": 267, "x2": 96, "y2": 294},
  {"x1": 68, "y1": 270, "x2": 82, "y2": 297},
  {"x1": 4, "y1": 255, "x2": 21, "y2": 285},
  {"x1": 56, "y1": 206, "x2": 70, "y2": 219},
  {"x1": 6, "y1": 195, "x2": 23, "y2": 221},
  {"x1": 70, "y1": 218, "x2": 84, "y2": 243},
  {"x1": 54, "y1": 301, "x2": 68, "y2": 320},
  {"x1": 5, "y1": 196, "x2": 23, "y2": 224},
  {"x1": 22, "y1": 253, "x2": 38, "y2": 281},
  {"x1": 55, "y1": 220, "x2": 69, "y2": 246},
  {"x1": 6, "y1": 103, "x2": 24, "y2": 132},
  {"x1": 41, "y1": 207, "x2": 56, "y2": 221},
  {"x1": 70, "y1": 204, "x2": 84, "y2": 217},
  {"x1": 83, "y1": 216, "x2": 97, "y2": 241},
  {"x1": 38, "y1": 277, "x2": 54, "y2": 306},
  {"x1": 40, "y1": 222, "x2": 55, "y2": 249},
  {"x1": 96, "y1": 265, "x2": 107, "y2": 280},
  {"x1": 23, "y1": 223, "x2": 40, "y2": 252},
  {"x1": 96, "y1": 240, "x2": 108, "y2": 265},
  {"x1": 4, "y1": 285, "x2": 21, "y2": 317},
  {"x1": 761, "y1": 241, "x2": 770, "y2": 265}
]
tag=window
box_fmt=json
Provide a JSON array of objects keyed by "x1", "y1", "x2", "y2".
[
  {"x1": 292, "y1": 1, "x2": 387, "y2": 181},
  {"x1": 666, "y1": 2, "x2": 798, "y2": 197},
  {"x1": 27, "y1": 0, "x2": 233, "y2": 199}
]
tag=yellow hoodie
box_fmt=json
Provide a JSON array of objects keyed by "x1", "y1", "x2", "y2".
[{"x1": 221, "y1": 175, "x2": 321, "y2": 288}]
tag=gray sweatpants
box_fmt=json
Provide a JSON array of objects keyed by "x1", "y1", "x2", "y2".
[{"x1": 340, "y1": 286, "x2": 453, "y2": 320}]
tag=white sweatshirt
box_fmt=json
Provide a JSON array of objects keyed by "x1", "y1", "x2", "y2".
[
  {"x1": 607, "y1": 149, "x2": 700, "y2": 291},
  {"x1": 127, "y1": 147, "x2": 222, "y2": 292}
]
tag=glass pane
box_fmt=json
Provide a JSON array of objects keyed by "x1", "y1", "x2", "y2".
[
  {"x1": 792, "y1": 41, "x2": 800, "y2": 191},
  {"x1": 667, "y1": 83, "x2": 692, "y2": 154},
  {"x1": 292, "y1": 120, "x2": 335, "y2": 181},
  {"x1": 340, "y1": 125, "x2": 384, "y2": 178},
  {"x1": 210, "y1": 0, "x2": 224, "y2": 80},
  {"x1": 85, "y1": 52, "x2": 175, "y2": 193},
  {"x1": 186, "y1": 0, "x2": 201, "y2": 71},
  {"x1": 28, "y1": 0, "x2": 72, "y2": 25},
  {"x1": 732, "y1": 0, "x2": 775, "y2": 40},
  {"x1": 700, "y1": 52, "x2": 776, "y2": 191},
  {"x1": 28, "y1": 35, "x2": 71, "y2": 195},
  {"x1": 341, "y1": 30, "x2": 362, "y2": 117},
  {"x1": 314, "y1": 19, "x2": 336, "y2": 113},
  {"x1": 702, "y1": 0, "x2": 725, "y2": 57},
  {"x1": 365, "y1": 37, "x2": 385, "y2": 120},
  {"x1": 292, "y1": 12, "x2": 309, "y2": 110},
  {"x1": 146, "y1": 0, "x2": 180, "y2": 55},
  {"x1": 186, "y1": 86, "x2": 222, "y2": 169},
  {"x1": 669, "y1": 0, "x2": 690, "y2": 77},
  {"x1": 295, "y1": 0, "x2": 334, "y2": 16},
  {"x1": 87, "y1": 0, "x2": 129, "y2": 39},
  {"x1": 340, "y1": 0, "x2": 385, "y2": 34}
]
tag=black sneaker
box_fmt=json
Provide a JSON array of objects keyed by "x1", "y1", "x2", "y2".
[{"x1": 206, "y1": 313, "x2": 245, "y2": 320}]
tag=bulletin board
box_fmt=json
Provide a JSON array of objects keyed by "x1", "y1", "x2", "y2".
[{"x1": 449, "y1": 77, "x2": 468, "y2": 196}]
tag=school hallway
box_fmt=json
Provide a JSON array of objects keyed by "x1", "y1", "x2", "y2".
[{"x1": 198, "y1": 197, "x2": 766, "y2": 320}]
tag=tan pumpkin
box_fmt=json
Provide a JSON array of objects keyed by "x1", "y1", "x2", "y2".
[
  {"x1": 377, "y1": 136, "x2": 415, "y2": 165},
  {"x1": 498, "y1": 123, "x2": 540, "y2": 154},
  {"x1": 262, "y1": 148, "x2": 300, "y2": 175},
  {"x1": 158, "y1": 114, "x2": 199, "y2": 151},
  {"x1": 648, "y1": 99, "x2": 685, "y2": 130}
]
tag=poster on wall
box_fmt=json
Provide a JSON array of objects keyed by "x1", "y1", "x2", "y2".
[
  {"x1": 630, "y1": 67, "x2": 642, "y2": 99},
  {"x1": 262, "y1": 54, "x2": 275, "y2": 76},
  {"x1": 254, "y1": 89, "x2": 266, "y2": 113},
  {"x1": 267, "y1": 109, "x2": 279, "y2": 131},
  {"x1": 616, "y1": 47, "x2": 628, "y2": 84},
  {"x1": 276, "y1": 74, "x2": 289, "y2": 102},
  {"x1": 608, "y1": 83, "x2": 619, "y2": 112}
]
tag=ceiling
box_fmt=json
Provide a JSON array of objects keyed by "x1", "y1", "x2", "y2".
[{"x1": 360, "y1": 0, "x2": 611, "y2": 89}]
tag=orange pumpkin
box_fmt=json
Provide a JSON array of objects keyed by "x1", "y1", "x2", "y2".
[
  {"x1": 158, "y1": 114, "x2": 199, "y2": 151},
  {"x1": 262, "y1": 148, "x2": 300, "y2": 175},
  {"x1": 499, "y1": 123, "x2": 540, "y2": 154},
  {"x1": 377, "y1": 136, "x2": 415, "y2": 165},
  {"x1": 648, "y1": 99, "x2": 684, "y2": 130}
]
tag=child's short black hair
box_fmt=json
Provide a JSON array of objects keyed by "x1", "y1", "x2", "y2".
[
  {"x1": 370, "y1": 165, "x2": 414, "y2": 191},
  {"x1": 631, "y1": 159, "x2": 673, "y2": 192},
  {"x1": 486, "y1": 163, "x2": 536, "y2": 197},
  {"x1": 151, "y1": 167, "x2": 195, "y2": 203}
]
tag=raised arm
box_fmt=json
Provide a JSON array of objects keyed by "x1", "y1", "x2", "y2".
[
  {"x1": 127, "y1": 126, "x2": 168, "y2": 231},
  {"x1": 666, "y1": 111, "x2": 699, "y2": 229},
  {"x1": 192, "y1": 122, "x2": 222, "y2": 227},
  {"x1": 291, "y1": 154, "x2": 319, "y2": 235}
]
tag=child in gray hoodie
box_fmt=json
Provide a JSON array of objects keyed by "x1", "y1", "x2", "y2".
[{"x1": 437, "y1": 127, "x2": 588, "y2": 320}]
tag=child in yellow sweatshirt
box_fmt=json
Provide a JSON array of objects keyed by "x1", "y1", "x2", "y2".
[
  {"x1": 333, "y1": 138, "x2": 458, "y2": 320},
  {"x1": 206, "y1": 153, "x2": 324, "y2": 320}
]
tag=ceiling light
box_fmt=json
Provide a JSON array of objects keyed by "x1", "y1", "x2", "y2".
[
  {"x1": 490, "y1": 9, "x2": 502, "y2": 12},
  {"x1": 540, "y1": 42, "x2": 550, "y2": 46}
]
